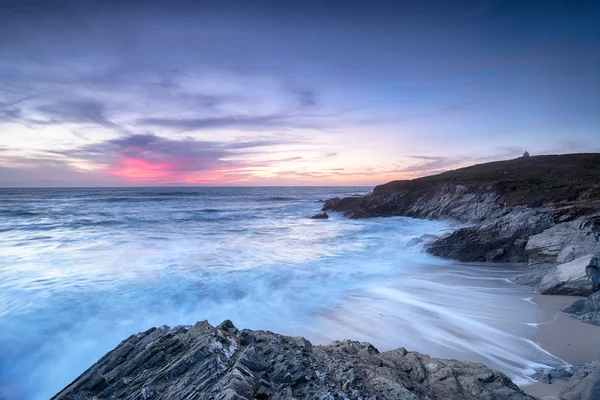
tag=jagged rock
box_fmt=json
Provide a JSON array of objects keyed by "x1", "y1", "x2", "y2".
[
  {"x1": 427, "y1": 208, "x2": 553, "y2": 262},
  {"x1": 510, "y1": 215, "x2": 600, "y2": 288},
  {"x1": 560, "y1": 359, "x2": 600, "y2": 400},
  {"x1": 53, "y1": 321, "x2": 535, "y2": 400},
  {"x1": 323, "y1": 185, "x2": 503, "y2": 222},
  {"x1": 586, "y1": 256, "x2": 600, "y2": 286},
  {"x1": 323, "y1": 154, "x2": 600, "y2": 221},
  {"x1": 537, "y1": 254, "x2": 598, "y2": 296},
  {"x1": 310, "y1": 212, "x2": 329, "y2": 219},
  {"x1": 530, "y1": 366, "x2": 574, "y2": 384},
  {"x1": 562, "y1": 290, "x2": 600, "y2": 326},
  {"x1": 524, "y1": 217, "x2": 600, "y2": 267}
]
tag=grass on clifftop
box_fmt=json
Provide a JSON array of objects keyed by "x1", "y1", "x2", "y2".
[{"x1": 373, "y1": 153, "x2": 600, "y2": 207}]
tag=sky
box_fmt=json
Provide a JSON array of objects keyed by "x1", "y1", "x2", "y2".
[{"x1": 0, "y1": 0, "x2": 599, "y2": 186}]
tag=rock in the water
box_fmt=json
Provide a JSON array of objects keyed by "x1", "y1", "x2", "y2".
[
  {"x1": 310, "y1": 212, "x2": 329, "y2": 219},
  {"x1": 538, "y1": 254, "x2": 598, "y2": 296},
  {"x1": 562, "y1": 290, "x2": 600, "y2": 326},
  {"x1": 52, "y1": 321, "x2": 535, "y2": 400}
]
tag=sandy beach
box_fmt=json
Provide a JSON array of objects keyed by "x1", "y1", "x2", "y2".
[
  {"x1": 521, "y1": 293, "x2": 600, "y2": 398},
  {"x1": 295, "y1": 261, "x2": 600, "y2": 399}
]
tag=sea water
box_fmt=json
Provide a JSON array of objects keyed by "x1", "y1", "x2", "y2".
[{"x1": 0, "y1": 187, "x2": 565, "y2": 399}]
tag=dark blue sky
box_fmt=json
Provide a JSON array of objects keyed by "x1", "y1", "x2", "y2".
[{"x1": 0, "y1": 0, "x2": 599, "y2": 186}]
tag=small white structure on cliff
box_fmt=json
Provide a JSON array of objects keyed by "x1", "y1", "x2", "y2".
[{"x1": 523, "y1": 151, "x2": 530, "y2": 158}]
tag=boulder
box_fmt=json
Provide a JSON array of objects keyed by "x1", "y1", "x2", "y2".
[
  {"x1": 538, "y1": 254, "x2": 596, "y2": 296},
  {"x1": 562, "y1": 290, "x2": 600, "y2": 326},
  {"x1": 530, "y1": 366, "x2": 573, "y2": 384},
  {"x1": 53, "y1": 321, "x2": 535, "y2": 400},
  {"x1": 560, "y1": 359, "x2": 600, "y2": 400},
  {"x1": 525, "y1": 217, "x2": 600, "y2": 267},
  {"x1": 586, "y1": 256, "x2": 600, "y2": 285},
  {"x1": 538, "y1": 254, "x2": 598, "y2": 296},
  {"x1": 310, "y1": 212, "x2": 329, "y2": 219}
]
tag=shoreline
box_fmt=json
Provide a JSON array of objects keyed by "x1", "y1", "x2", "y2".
[
  {"x1": 48, "y1": 255, "x2": 600, "y2": 399},
  {"x1": 286, "y1": 260, "x2": 589, "y2": 387},
  {"x1": 521, "y1": 292, "x2": 600, "y2": 398}
]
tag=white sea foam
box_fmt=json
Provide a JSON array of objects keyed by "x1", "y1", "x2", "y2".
[{"x1": 0, "y1": 187, "x2": 568, "y2": 399}]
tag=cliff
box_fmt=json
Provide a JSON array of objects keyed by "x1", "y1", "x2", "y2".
[
  {"x1": 53, "y1": 320, "x2": 535, "y2": 400},
  {"x1": 323, "y1": 154, "x2": 600, "y2": 221}
]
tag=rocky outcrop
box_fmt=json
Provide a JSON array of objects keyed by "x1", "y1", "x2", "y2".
[
  {"x1": 511, "y1": 215, "x2": 600, "y2": 290},
  {"x1": 530, "y1": 360, "x2": 600, "y2": 400},
  {"x1": 323, "y1": 185, "x2": 503, "y2": 223},
  {"x1": 562, "y1": 290, "x2": 600, "y2": 326},
  {"x1": 530, "y1": 366, "x2": 573, "y2": 384},
  {"x1": 536, "y1": 254, "x2": 598, "y2": 296},
  {"x1": 54, "y1": 320, "x2": 535, "y2": 400},
  {"x1": 586, "y1": 254, "x2": 600, "y2": 285},
  {"x1": 324, "y1": 154, "x2": 600, "y2": 221},
  {"x1": 524, "y1": 217, "x2": 600, "y2": 267},
  {"x1": 323, "y1": 155, "x2": 600, "y2": 302},
  {"x1": 427, "y1": 208, "x2": 553, "y2": 262},
  {"x1": 559, "y1": 359, "x2": 600, "y2": 400}
]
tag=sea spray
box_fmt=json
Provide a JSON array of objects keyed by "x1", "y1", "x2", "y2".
[{"x1": 0, "y1": 187, "x2": 567, "y2": 399}]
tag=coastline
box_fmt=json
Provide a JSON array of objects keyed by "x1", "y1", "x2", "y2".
[
  {"x1": 320, "y1": 155, "x2": 600, "y2": 397},
  {"x1": 43, "y1": 155, "x2": 600, "y2": 398},
  {"x1": 262, "y1": 260, "x2": 594, "y2": 387},
  {"x1": 522, "y1": 293, "x2": 600, "y2": 398},
  {"x1": 52, "y1": 259, "x2": 598, "y2": 400}
]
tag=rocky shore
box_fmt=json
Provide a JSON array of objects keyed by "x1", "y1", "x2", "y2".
[
  {"x1": 321, "y1": 154, "x2": 600, "y2": 398},
  {"x1": 323, "y1": 154, "x2": 600, "y2": 313},
  {"x1": 54, "y1": 320, "x2": 535, "y2": 400},
  {"x1": 53, "y1": 154, "x2": 600, "y2": 399}
]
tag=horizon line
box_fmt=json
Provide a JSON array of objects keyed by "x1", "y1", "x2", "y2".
[{"x1": 0, "y1": 185, "x2": 375, "y2": 189}]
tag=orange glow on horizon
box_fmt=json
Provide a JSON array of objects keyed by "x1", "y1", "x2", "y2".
[
  {"x1": 105, "y1": 154, "x2": 432, "y2": 186},
  {"x1": 110, "y1": 158, "x2": 176, "y2": 181}
]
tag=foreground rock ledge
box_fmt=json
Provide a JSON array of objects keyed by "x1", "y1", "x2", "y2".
[{"x1": 53, "y1": 320, "x2": 534, "y2": 400}]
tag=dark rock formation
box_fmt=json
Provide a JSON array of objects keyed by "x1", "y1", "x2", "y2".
[
  {"x1": 586, "y1": 255, "x2": 600, "y2": 286},
  {"x1": 511, "y1": 216, "x2": 600, "y2": 291},
  {"x1": 562, "y1": 290, "x2": 600, "y2": 326},
  {"x1": 324, "y1": 154, "x2": 600, "y2": 221},
  {"x1": 524, "y1": 217, "x2": 600, "y2": 267},
  {"x1": 53, "y1": 320, "x2": 535, "y2": 400},
  {"x1": 559, "y1": 359, "x2": 600, "y2": 400},
  {"x1": 323, "y1": 184, "x2": 502, "y2": 222},
  {"x1": 427, "y1": 208, "x2": 554, "y2": 262},
  {"x1": 310, "y1": 212, "x2": 329, "y2": 219},
  {"x1": 530, "y1": 366, "x2": 573, "y2": 384},
  {"x1": 531, "y1": 360, "x2": 600, "y2": 400}
]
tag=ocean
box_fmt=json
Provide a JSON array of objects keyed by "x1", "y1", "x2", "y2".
[{"x1": 0, "y1": 187, "x2": 566, "y2": 399}]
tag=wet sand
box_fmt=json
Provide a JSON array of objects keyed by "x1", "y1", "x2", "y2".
[
  {"x1": 521, "y1": 293, "x2": 600, "y2": 399},
  {"x1": 294, "y1": 261, "x2": 600, "y2": 399},
  {"x1": 300, "y1": 263, "x2": 576, "y2": 385}
]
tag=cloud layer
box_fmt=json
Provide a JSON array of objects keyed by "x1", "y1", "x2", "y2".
[{"x1": 1, "y1": 0, "x2": 599, "y2": 186}]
